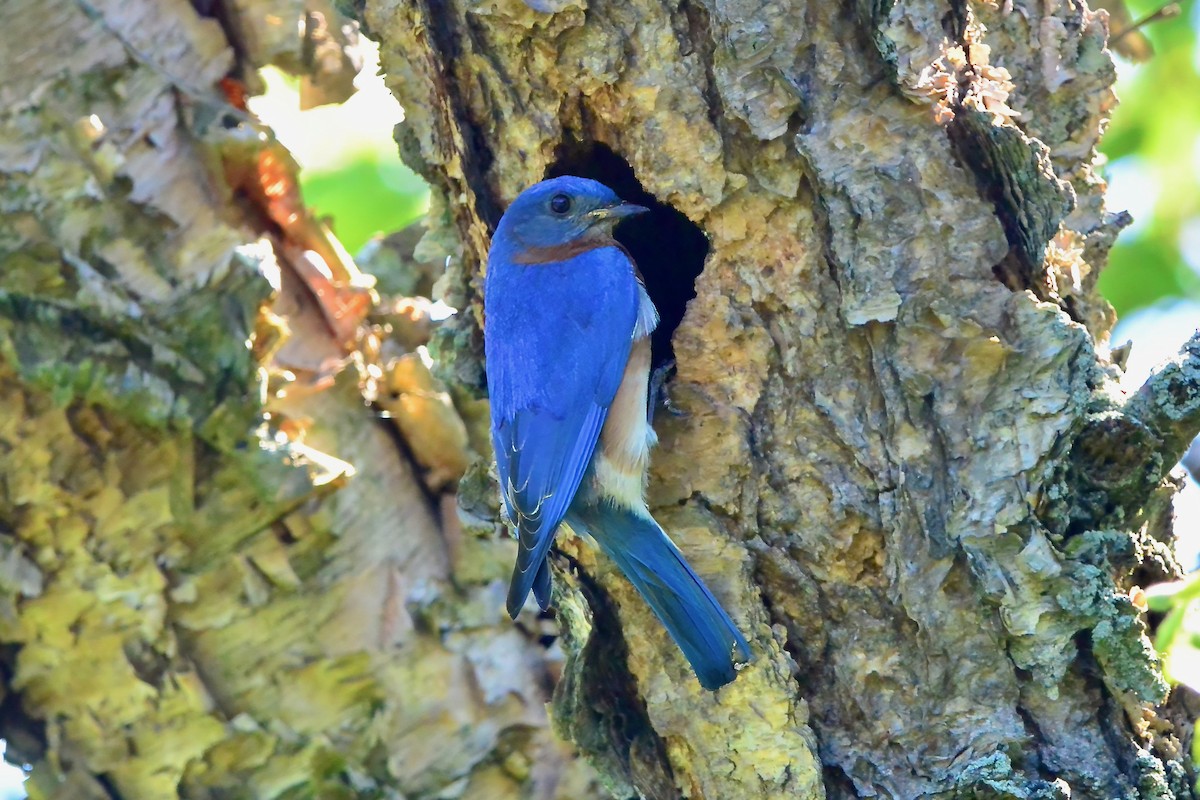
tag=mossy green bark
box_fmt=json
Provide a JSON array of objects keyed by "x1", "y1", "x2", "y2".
[{"x1": 0, "y1": 0, "x2": 597, "y2": 797}]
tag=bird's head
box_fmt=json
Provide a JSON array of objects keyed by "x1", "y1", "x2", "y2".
[{"x1": 494, "y1": 176, "x2": 648, "y2": 253}]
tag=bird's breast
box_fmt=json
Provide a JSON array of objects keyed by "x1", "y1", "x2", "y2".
[{"x1": 592, "y1": 336, "x2": 656, "y2": 510}]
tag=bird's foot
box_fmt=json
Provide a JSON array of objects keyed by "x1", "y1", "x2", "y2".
[{"x1": 648, "y1": 359, "x2": 686, "y2": 424}]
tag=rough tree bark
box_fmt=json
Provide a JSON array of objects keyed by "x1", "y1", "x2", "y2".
[
  {"x1": 365, "y1": 0, "x2": 1198, "y2": 798},
  {"x1": 0, "y1": 0, "x2": 1195, "y2": 799}
]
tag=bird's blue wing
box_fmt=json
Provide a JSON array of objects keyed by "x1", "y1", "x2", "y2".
[{"x1": 485, "y1": 246, "x2": 639, "y2": 617}]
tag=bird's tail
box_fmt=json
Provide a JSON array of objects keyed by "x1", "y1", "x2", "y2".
[{"x1": 568, "y1": 503, "x2": 752, "y2": 690}]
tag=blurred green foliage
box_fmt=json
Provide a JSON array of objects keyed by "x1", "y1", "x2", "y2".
[
  {"x1": 303, "y1": 156, "x2": 428, "y2": 254},
  {"x1": 251, "y1": 62, "x2": 429, "y2": 256},
  {"x1": 1098, "y1": 0, "x2": 1200, "y2": 316}
]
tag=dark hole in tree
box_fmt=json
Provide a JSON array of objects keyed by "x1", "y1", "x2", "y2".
[{"x1": 545, "y1": 141, "x2": 709, "y2": 373}]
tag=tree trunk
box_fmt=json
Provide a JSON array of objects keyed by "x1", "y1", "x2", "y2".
[
  {"x1": 1, "y1": 0, "x2": 1195, "y2": 798},
  {"x1": 0, "y1": 1, "x2": 596, "y2": 798},
  {"x1": 365, "y1": 0, "x2": 1197, "y2": 798}
]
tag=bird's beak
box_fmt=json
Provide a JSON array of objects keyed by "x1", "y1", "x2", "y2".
[{"x1": 588, "y1": 202, "x2": 650, "y2": 224}]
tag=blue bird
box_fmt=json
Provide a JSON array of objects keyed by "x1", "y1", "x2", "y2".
[{"x1": 484, "y1": 175, "x2": 752, "y2": 690}]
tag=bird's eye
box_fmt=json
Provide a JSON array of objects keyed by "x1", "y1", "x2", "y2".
[{"x1": 549, "y1": 194, "x2": 572, "y2": 214}]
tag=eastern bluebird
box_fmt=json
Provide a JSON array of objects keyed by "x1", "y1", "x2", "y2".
[{"x1": 484, "y1": 175, "x2": 752, "y2": 690}]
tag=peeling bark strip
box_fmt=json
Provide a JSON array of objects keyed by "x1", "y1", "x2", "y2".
[
  {"x1": 0, "y1": 0, "x2": 598, "y2": 797},
  {"x1": 372, "y1": 0, "x2": 1194, "y2": 798}
]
